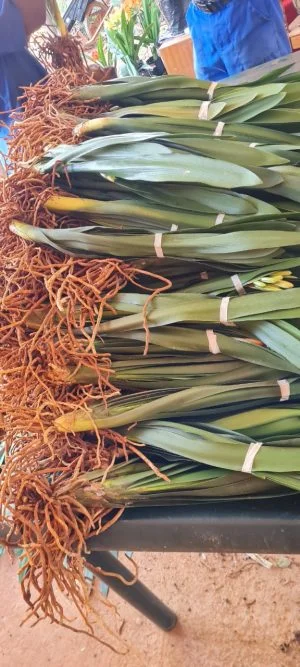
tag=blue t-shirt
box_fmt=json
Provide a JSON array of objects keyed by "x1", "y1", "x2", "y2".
[{"x1": 0, "y1": 0, "x2": 46, "y2": 153}]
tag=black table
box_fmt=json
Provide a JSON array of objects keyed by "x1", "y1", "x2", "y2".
[{"x1": 86, "y1": 496, "x2": 300, "y2": 631}]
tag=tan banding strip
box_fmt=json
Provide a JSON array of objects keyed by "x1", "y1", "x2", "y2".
[
  {"x1": 154, "y1": 232, "x2": 164, "y2": 258},
  {"x1": 215, "y1": 213, "x2": 225, "y2": 225},
  {"x1": 208, "y1": 81, "x2": 218, "y2": 100},
  {"x1": 198, "y1": 101, "x2": 211, "y2": 120},
  {"x1": 206, "y1": 329, "x2": 220, "y2": 355},
  {"x1": 219, "y1": 296, "x2": 231, "y2": 325},
  {"x1": 242, "y1": 442, "x2": 262, "y2": 474},
  {"x1": 277, "y1": 379, "x2": 290, "y2": 402},
  {"x1": 214, "y1": 121, "x2": 225, "y2": 137},
  {"x1": 231, "y1": 274, "x2": 246, "y2": 295}
]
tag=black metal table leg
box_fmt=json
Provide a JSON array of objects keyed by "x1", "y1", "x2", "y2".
[{"x1": 86, "y1": 550, "x2": 177, "y2": 631}]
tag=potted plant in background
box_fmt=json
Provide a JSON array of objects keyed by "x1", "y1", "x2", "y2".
[{"x1": 95, "y1": 0, "x2": 165, "y2": 76}]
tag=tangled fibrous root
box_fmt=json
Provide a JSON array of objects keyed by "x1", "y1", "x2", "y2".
[
  {"x1": 8, "y1": 67, "x2": 111, "y2": 164},
  {"x1": 0, "y1": 167, "x2": 169, "y2": 433},
  {"x1": 0, "y1": 54, "x2": 170, "y2": 644},
  {"x1": 36, "y1": 32, "x2": 88, "y2": 73},
  {"x1": 0, "y1": 428, "x2": 128, "y2": 651},
  {"x1": 33, "y1": 28, "x2": 115, "y2": 79}
]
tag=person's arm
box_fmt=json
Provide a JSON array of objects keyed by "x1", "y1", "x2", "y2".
[{"x1": 13, "y1": 0, "x2": 46, "y2": 37}]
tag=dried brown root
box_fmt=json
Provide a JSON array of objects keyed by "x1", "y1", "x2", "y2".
[
  {"x1": 7, "y1": 66, "x2": 111, "y2": 166},
  {"x1": 35, "y1": 32, "x2": 88, "y2": 73},
  {"x1": 0, "y1": 429, "x2": 130, "y2": 651},
  {"x1": 0, "y1": 51, "x2": 169, "y2": 644}
]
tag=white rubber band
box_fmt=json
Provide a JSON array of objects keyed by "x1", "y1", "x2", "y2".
[
  {"x1": 277, "y1": 379, "x2": 290, "y2": 402},
  {"x1": 170, "y1": 224, "x2": 178, "y2": 232},
  {"x1": 154, "y1": 233, "x2": 164, "y2": 258},
  {"x1": 198, "y1": 101, "x2": 211, "y2": 120},
  {"x1": 208, "y1": 82, "x2": 218, "y2": 100},
  {"x1": 206, "y1": 329, "x2": 220, "y2": 355},
  {"x1": 242, "y1": 442, "x2": 262, "y2": 474},
  {"x1": 249, "y1": 143, "x2": 259, "y2": 148},
  {"x1": 213, "y1": 121, "x2": 225, "y2": 137},
  {"x1": 215, "y1": 213, "x2": 225, "y2": 225},
  {"x1": 200, "y1": 271, "x2": 209, "y2": 280},
  {"x1": 231, "y1": 274, "x2": 246, "y2": 296},
  {"x1": 220, "y1": 296, "x2": 231, "y2": 325}
]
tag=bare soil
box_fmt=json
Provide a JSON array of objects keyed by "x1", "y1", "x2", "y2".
[{"x1": 1, "y1": 551, "x2": 300, "y2": 666}]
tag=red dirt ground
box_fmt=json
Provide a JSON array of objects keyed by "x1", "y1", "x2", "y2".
[{"x1": 1, "y1": 551, "x2": 300, "y2": 666}]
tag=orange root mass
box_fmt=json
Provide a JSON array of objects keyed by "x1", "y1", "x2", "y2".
[{"x1": 0, "y1": 44, "x2": 168, "y2": 644}]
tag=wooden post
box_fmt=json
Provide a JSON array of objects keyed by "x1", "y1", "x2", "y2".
[{"x1": 158, "y1": 34, "x2": 195, "y2": 77}]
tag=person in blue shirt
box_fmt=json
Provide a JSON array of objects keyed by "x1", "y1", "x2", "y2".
[
  {"x1": 187, "y1": 0, "x2": 292, "y2": 81},
  {"x1": 0, "y1": 0, "x2": 47, "y2": 156}
]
